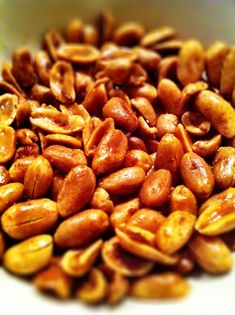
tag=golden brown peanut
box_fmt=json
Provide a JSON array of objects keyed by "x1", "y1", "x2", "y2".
[
  {"x1": 99, "y1": 10, "x2": 115, "y2": 43},
  {"x1": 106, "y1": 272, "x2": 129, "y2": 305},
  {"x1": 12, "y1": 47, "x2": 35, "y2": 88},
  {"x1": 16, "y1": 128, "x2": 38, "y2": 145},
  {"x1": 1, "y1": 199, "x2": 58, "y2": 240},
  {"x1": 181, "y1": 111, "x2": 211, "y2": 136},
  {"x1": 128, "y1": 137, "x2": 148, "y2": 152},
  {"x1": 49, "y1": 173, "x2": 64, "y2": 201},
  {"x1": 0, "y1": 166, "x2": 10, "y2": 186},
  {"x1": 75, "y1": 268, "x2": 107, "y2": 304},
  {"x1": 140, "y1": 169, "x2": 172, "y2": 208},
  {"x1": 155, "y1": 133, "x2": 184, "y2": 181},
  {"x1": 34, "y1": 50, "x2": 52, "y2": 86},
  {"x1": 3, "y1": 235, "x2": 53, "y2": 276},
  {"x1": 1, "y1": 62, "x2": 24, "y2": 95},
  {"x1": 156, "y1": 114, "x2": 178, "y2": 139},
  {"x1": 15, "y1": 143, "x2": 40, "y2": 160},
  {"x1": 195, "y1": 90, "x2": 235, "y2": 138},
  {"x1": 75, "y1": 72, "x2": 94, "y2": 99},
  {"x1": 127, "y1": 209, "x2": 165, "y2": 233},
  {"x1": 45, "y1": 133, "x2": 82, "y2": 149},
  {"x1": 66, "y1": 18, "x2": 83, "y2": 42},
  {"x1": 43, "y1": 29, "x2": 64, "y2": 60},
  {"x1": 57, "y1": 43, "x2": 100, "y2": 64},
  {"x1": 213, "y1": 147, "x2": 235, "y2": 189},
  {"x1": 173, "y1": 250, "x2": 195, "y2": 275},
  {"x1": 103, "y1": 97, "x2": 138, "y2": 133},
  {"x1": 24, "y1": 156, "x2": 53, "y2": 199},
  {"x1": 0, "y1": 125, "x2": 16, "y2": 163},
  {"x1": 175, "y1": 123, "x2": 193, "y2": 153},
  {"x1": 83, "y1": 82, "x2": 107, "y2": 115},
  {"x1": 61, "y1": 240, "x2": 103, "y2": 277},
  {"x1": 110, "y1": 198, "x2": 141, "y2": 228},
  {"x1": 115, "y1": 227, "x2": 178, "y2": 265},
  {"x1": 34, "y1": 262, "x2": 73, "y2": 299},
  {"x1": 99, "y1": 167, "x2": 145, "y2": 196},
  {"x1": 177, "y1": 39, "x2": 205, "y2": 86},
  {"x1": 181, "y1": 81, "x2": 208, "y2": 107},
  {"x1": 192, "y1": 135, "x2": 222, "y2": 158},
  {"x1": 180, "y1": 152, "x2": 215, "y2": 199},
  {"x1": 43, "y1": 145, "x2": 87, "y2": 173},
  {"x1": 141, "y1": 26, "x2": 176, "y2": 47},
  {"x1": 54, "y1": 209, "x2": 109, "y2": 248},
  {"x1": 155, "y1": 211, "x2": 196, "y2": 255},
  {"x1": 30, "y1": 107, "x2": 84, "y2": 135},
  {"x1": 0, "y1": 94, "x2": 18, "y2": 126},
  {"x1": 0, "y1": 232, "x2": 5, "y2": 261},
  {"x1": 158, "y1": 79, "x2": 183, "y2": 116},
  {"x1": 57, "y1": 165, "x2": 96, "y2": 217},
  {"x1": 138, "y1": 116, "x2": 158, "y2": 139},
  {"x1": 189, "y1": 234, "x2": 233, "y2": 274},
  {"x1": 124, "y1": 150, "x2": 152, "y2": 173},
  {"x1": 220, "y1": 46, "x2": 235, "y2": 97},
  {"x1": 83, "y1": 24, "x2": 99, "y2": 46},
  {"x1": 50, "y1": 61, "x2": 75, "y2": 103},
  {"x1": 130, "y1": 273, "x2": 190, "y2": 299},
  {"x1": 92, "y1": 129, "x2": 128, "y2": 175},
  {"x1": 124, "y1": 224, "x2": 156, "y2": 246},
  {"x1": 9, "y1": 156, "x2": 35, "y2": 183},
  {"x1": 113, "y1": 22, "x2": 144, "y2": 46},
  {"x1": 206, "y1": 41, "x2": 229, "y2": 87},
  {"x1": 170, "y1": 185, "x2": 197, "y2": 215},
  {"x1": 102, "y1": 237, "x2": 153, "y2": 277},
  {"x1": 90, "y1": 188, "x2": 114, "y2": 214},
  {"x1": 157, "y1": 56, "x2": 177, "y2": 83},
  {"x1": 0, "y1": 183, "x2": 24, "y2": 214},
  {"x1": 133, "y1": 47, "x2": 161, "y2": 70},
  {"x1": 125, "y1": 83, "x2": 157, "y2": 103},
  {"x1": 131, "y1": 97, "x2": 157, "y2": 126},
  {"x1": 15, "y1": 98, "x2": 32, "y2": 127},
  {"x1": 30, "y1": 84, "x2": 55, "y2": 104},
  {"x1": 153, "y1": 39, "x2": 183, "y2": 53}
]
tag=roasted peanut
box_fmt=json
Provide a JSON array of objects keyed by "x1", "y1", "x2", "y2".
[
  {"x1": 16, "y1": 128, "x2": 38, "y2": 145},
  {"x1": 189, "y1": 234, "x2": 233, "y2": 274},
  {"x1": 0, "y1": 166, "x2": 10, "y2": 186},
  {"x1": 156, "y1": 114, "x2": 178, "y2": 139},
  {"x1": 113, "y1": 22, "x2": 144, "y2": 46},
  {"x1": 130, "y1": 273, "x2": 190, "y2": 299},
  {"x1": 43, "y1": 145, "x2": 87, "y2": 173},
  {"x1": 180, "y1": 152, "x2": 215, "y2": 199},
  {"x1": 24, "y1": 156, "x2": 53, "y2": 199},
  {"x1": 106, "y1": 272, "x2": 129, "y2": 305},
  {"x1": 92, "y1": 129, "x2": 128, "y2": 175},
  {"x1": 131, "y1": 97, "x2": 157, "y2": 126},
  {"x1": 0, "y1": 183, "x2": 24, "y2": 214},
  {"x1": 57, "y1": 165, "x2": 96, "y2": 217},
  {"x1": 181, "y1": 111, "x2": 211, "y2": 136},
  {"x1": 125, "y1": 83, "x2": 157, "y2": 103},
  {"x1": 99, "y1": 167, "x2": 145, "y2": 196},
  {"x1": 195, "y1": 90, "x2": 235, "y2": 138},
  {"x1": 34, "y1": 50, "x2": 52, "y2": 86},
  {"x1": 1, "y1": 199, "x2": 58, "y2": 240},
  {"x1": 45, "y1": 133, "x2": 82, "y2": 149},
  {"x1": 177, "y1": 39, "x2": 205, "y2": 86},
  {"x1": 102, "y1": 237, "x2": 153, "y2": 277},
  {"x1": 83, "y1": 24, "x2": 99, "y2": 46},
  {"x1": 128, "y1": 137, "x2": 148, "y2": 152},
  {"x1": 127, "y1": 209, "x2": 165, "y2": 233},
  {"x1": 0, "y1": 94, "x2": 18, "y2": 126},
  {"x1": 90, "y1": 188, "x2": 114, "y2": 214},
  {"x1": 213, "y1": 147, "x2": 235, "y2": 189},
  {"x1": 57, "y1": 43, "x2": 100, "y2": 64},
  {"x1": 54, "y1": 209, "x2": 109, "y2": 248},
  {"x1": 140, "y1": 169, "x2": 172, "y2": 208},
  {"x1": 220, "y1": 46, "x2": 235, "y2": 97},
  {"x1": 66, "y1": 18, "x2": 83, "y2": 43},
  {"x1": 9, "y1": 156, "x2": 35, "y2": 183},
  {"x1": 155, "y1": 211, "x2": 196, "y2": 254},
  {"x1": 124, "y1": 150, "x2": 152, "y2": 173},
  {"x1": 170, "y1": 185, "x2": 197, "y2": 215},
  {"x1": 83, "y1": 82, "x2": 107, "y2": 115},
  {"x1": 43, "y1": 29, "x2": 64, "y2": 61},
  {"x1": 0, "y1": 125, "x2": 16, "y2": 163},
  {"x1": 192, "y1": 135, "x2": 222, "y2": 157},
  {"x1": 141, "y1": 26, "x2": 176, "y2": 47},
  {"x1": 3, "y1": 235, "x2": 53, "y2": 276},
  {"x1": 133, "y1": 47, "x2": 161, "y2": 70},
  {"x1": 175, "y1": 123, "x2": 193, "y2": 153}
]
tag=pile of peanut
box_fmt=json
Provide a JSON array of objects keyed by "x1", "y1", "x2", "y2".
[{"x1": 0, "y1": 10, "x2": 235, "y2": 305}]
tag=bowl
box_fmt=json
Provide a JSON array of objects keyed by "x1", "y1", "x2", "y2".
[{"x1": 0, "y1": 1, "x2": 235, "y2": 314}]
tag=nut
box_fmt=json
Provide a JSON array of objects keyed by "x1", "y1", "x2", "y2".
[
  {"x1": 181, "y1": 111, "x2": 211, "y2": 136},
  {"x1": 9, "y1": 156, "x2": 35, "y2": 183},
  {"x1": 54, "y1": 209, "x2": 109, "y2": 248},
  {"x1": 155, "y1": 211, "x2": 196, "y2": 255},
  {"x1": 0, "y1": 166, "x2": 10, "y2": 186},
  {"x1": 102, "y1": 237, "x2": 153, "y2": 277},
  {"x1": 141, "y1": 26, "x2": 176, "y2": 47},
  {"x1": 83, "y1": 24, "x2": 99, "y2": 46},
  {"x1": 213, "y1": 147, "x2": 235, "y2": 189},
  {"x1": 34, "y1": 50, "x2": 52, "y2": 86},
  {"x1": 75, "y1": 268, "x2": 107, "y2": 304},
  {"x1": 140, "y1": 169, "x2": 172, "y2": 208},
  {"x1": 44, "y1": 29, "x2": 64, "y2": 61},
  {"x1": 3, "y1": 234, "x2": 53, "y2": 276},
  {"x1": 131, "y1": 97, "x2": 157, "y2": 126},
  {"x1": 99, "y1": 167, "x2": 145, "y2": 196},
  {"x1": 0, "y1": 93, "x2": 18, "y2": 126},
  {"x1": 175, "y1": 123, "x2": 193, "y2": 153},
  {"x1": 24, "y1": 156, "x2": 53, "y2": 199},
  {"x1": 43, "y1": 145, "x2": 87, "y2": 173},
  {"x1": 0, "y1": 183, "x2": 24, "y2": 214},
  {"x1": 90, "y1": 188, "x2": 114, "y2": 214},
  {"x1": 189, "y1": 234, "x2": 233, "y2": 274},
  {"x1": 192, "y1": 135, "x2": 222, "y2": 158},
  {"x1": 57, "y1": 43, "x2": 100, "y2": 64},
  {"x1": 128, "y1": 136, "x2": 148, "y2": 152},
  {"x1": 177, "y1": 39, "x2": 205, "y2": 86},
  {"x1": 16, "y1": 129, "x2": 38, "y2": 145},
  {"x1": 170, "y1": 185, "x2": 197, "y2": 215},
  {"x1": 220, "y1": 46, "x2": 235, "y2": 97},
  {"x1": 156, "y1": 114, "x2": 178, "y2": 139},
  {"x1": 57, "y1": 165, "x2": 96, "y2": 217},
  {"x1": 113, "y1": 22, "x2": 145, "y2": 46},
  {"x1": 130, "y1": 273, "x2": 190, "y2": 299},
  {"x1": 195, "y1": 90, "x2": 235, "y2": 138},
  {"x1": 61, "y1": 239, "x2": 103, "y2": 277},
  {"x1": 106, "y1": 272, "x2": 129, "y2": 305},
  {"x1": 44, "y1": 133, "x2": 82, "y2": 149},
  {"x1": 0, "y1": 125, "x2": 16, "y2": 163},
  {"x1": 66, "y1": 18, "x2": 83, "y2": 43},
  {"x1": 124, "y1": 150, "x2": 152, "y2": 173},
  {"x1": 92, "y1": 128, "x2": 128, "y2": 175},
  {"x1": 1, "y1": 199, "x2": 58, "y2": 240},
  {"x1": 180, "y1": 152, "x2": 215, "y2": 199},
  {"x1": 83, "y1": 81, "x2": 107, "y2": 115}
]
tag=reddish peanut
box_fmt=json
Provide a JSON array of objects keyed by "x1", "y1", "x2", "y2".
[
  {"x1": 24, "y1": 156, "x2": 53, "y2": 199},
  {"x1": 9, "y1": 156, "x2": 35, "y2": 183},
  {"x1": 92, "y1": 129, "x2": 128, "y2": 175},
  {"x1": 127, "y1": 209, "x2": 165, "y2": 233},
  {"x1": 192, "y1": 135, "x2": 222, "y2": 158},
  {"x1": 54, "y1": 209, "x2": 109, "y2": 248},
  {"x1": 99, "y1": 167, "x2": 145, "y2": 196},
  {"x1": 170, "y1": 185, "x2": 197, "y2": 215},
  {"x1": 140, "y1": 169, "x2": 172, "y2": 208},
  {"x1": 180, "y1": 152, "x2": 215, "y2": 199},
  {"x1": 57, "y1": 165, "x2": 96, "y2": 217},
  {"x1": 0, "y1": 166, "x2": 10, "y2": 186},
  {"x1": 156, "y1": 114, "x2": 178, "y2": 139},
  {"x1": 124, "y1": 150, "x2": 152, "y2": 173},
  {"x1": 43, "y1": 145, "x2": 87, "y2": 173}
]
